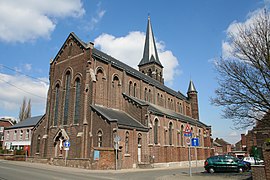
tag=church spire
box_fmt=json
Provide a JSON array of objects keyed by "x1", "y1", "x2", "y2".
[
  {"x1": 138, "y1": 16, "x2": 164, "y2": 84},
  {"x1": 138, "y1": 16, "x2": 163, "y2": 68}
]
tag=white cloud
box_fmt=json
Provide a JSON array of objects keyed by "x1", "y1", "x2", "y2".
[
  {"x1": 0, "y1": 72, "x2": 48, "y2": 117},
  {"x1": 222, "y1": 8, "x2": 266, "y2": 59},
  {"x1": 0, "y1": 0, "x2": 85, "y2": 43},
  {"x1": 94, "y1": 31, "x2": 180, "y2": 85}
]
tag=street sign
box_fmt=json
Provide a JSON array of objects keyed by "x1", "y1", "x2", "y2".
[
  {"x1": 191, "y1": 138, "x2": 199, "y2": 147},
  {"x1": 184, "y1": 124, "x2": 192, "y2": 137},
  {"x1": 64, "y1": 140, "x2": 70, "y2": 150},
  {"x1": 114, "y1": 143, "x2": 119, "y2": 150},
  {"x1": 64, "y1": 140, "x2": 70, "y2": 148},
  {"x1": 114, "y1": 135, "x2": 121, "y2": 142},
  {"x1": 184, "y1": 133, "x2": 192, "y2": 137},
  {"x1": 186, "y1": 137, "x2": 191, "y2": 145}
]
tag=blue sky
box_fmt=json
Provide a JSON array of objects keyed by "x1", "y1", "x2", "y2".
[{"x1": 0, "y1": 0, "x2": 268, "y2": 144}]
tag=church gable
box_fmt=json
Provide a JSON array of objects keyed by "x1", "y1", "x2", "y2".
[{"x1": 53, "y1": 33, "x2": 88, "y2": 63}]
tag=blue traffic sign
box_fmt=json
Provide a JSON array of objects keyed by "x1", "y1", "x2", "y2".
[
  {"x1": 184, "y1": 133, "x2": 192, "y2": 137},
  {"x1": 64, "y1": 140, "x2": 70, "y2": 148},
  {"x1": 191, "y1": 138, "x2": 199, "y2": 146}
]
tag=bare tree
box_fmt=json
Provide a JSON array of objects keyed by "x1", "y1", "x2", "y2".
[
  {"x1": 19, "y1": 97, "x2": 31, "y2": 121},
  {"x1": 212, "y1": 9, "x2": 270, "y2": 129}
]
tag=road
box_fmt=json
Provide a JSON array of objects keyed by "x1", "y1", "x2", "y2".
[{"x1": 0, "y1": 160, "x2": 251, "y2": 180}]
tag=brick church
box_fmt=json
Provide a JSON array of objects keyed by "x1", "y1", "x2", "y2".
[{"x1": 30, "y1": 17, "x2": 212, "y2": 169}]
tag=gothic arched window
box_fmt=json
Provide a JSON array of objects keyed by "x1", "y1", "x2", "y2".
[
  {"x1": 144, "y1": 88, "x2": 147, "y2": 101},
  {"x1": 125, "y1": 132, "x2": 129, "y2": 154},
  {"x1": 112, "y1": 75, "x2": 121, "y2": 108},
  {"x1": 133, "y1": 83, "x2": 137, "y2": 97},
  {"x1": 97, "y1": 130, "x2": 103, "y2": 147},
  {"x1": 63, "y1": 71, "x2": 71, "y2": 125},
  {"x1": 129, "y1": 81, "x2": 132, "y2": 95},
  {"x1": 74, "y1": 78, "x2": 81, "y2": 124},
  {"x1": 53, "y1": 84, "x2": 60, "y2": 126},
  {"x1": 181, "y1": 125, "x2": 184, "y2": 146},
  {"x1": 154, "y1": 119, "x2": 159, "y2": 144},
  {"x1": 36, "y1": 135, "x2": 41, "y2": 153},
  {"x1": 169, "y1": 122, "x2": 173, "y2": 145}
]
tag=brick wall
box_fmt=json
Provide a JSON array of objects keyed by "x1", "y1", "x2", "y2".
[
  {"x1": 251, "y1": 165, "x2": 266, "y2": 180},
  {"x1": 263, "y1": 143, "x2": 270, "y2": 180}
]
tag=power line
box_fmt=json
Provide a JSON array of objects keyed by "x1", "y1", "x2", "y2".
[
  {"x1": 0, "y1": 64, "x2": 48, "y2": 84},
  {"x1": 0, "y1": 78, "x2": 46, "y2": 100}
]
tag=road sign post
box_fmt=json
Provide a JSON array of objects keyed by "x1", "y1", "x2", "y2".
[
  {"x1": 114, "y1": 135, "x2": 120, "y2": 170},
  {"x1": 63, "y1": 140, "x2": 70, "y2": 166},
  {"x1": 188, "y1": 141, "x2": 192, "y2": 177},
  {"x1": 192, "y1": 137, "x2": 199, "y2": 173}
]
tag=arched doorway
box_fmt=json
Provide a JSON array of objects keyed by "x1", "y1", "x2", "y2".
[{"x1": 53, "y1": 129, "x2": 69, "y2": 157}]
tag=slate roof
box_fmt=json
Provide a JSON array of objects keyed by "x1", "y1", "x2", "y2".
[
  {"x1": 91, "y1": 105, "x2": 148, "y2": 132},
  {"x1": 5, "y1": 115, "x2": 44, "y2": 130},
  {"x1": 138, "y1": 16, "x2": 163, "y2": 68},
  {"x1": 123, "y1": 93, "x2": 211, "y2": 129},
  {"x1": 92, "y1": 48, "x2": 187, "y2": 101},
  {"x1": 188, "y1": 80, "x2": 197, "y2": 93}
]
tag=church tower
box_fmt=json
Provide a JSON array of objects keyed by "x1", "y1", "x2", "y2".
[
  {"x1": 138, "y1": 16, "x2": 164, "y2": 84},
  {"x1": 187, "y1": 80, "x2": 199, "y2": 120}
]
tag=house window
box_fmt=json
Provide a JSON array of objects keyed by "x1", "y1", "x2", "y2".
[
  {"x1": 36, "y1": 135, "x2": 41, "y2": 153},
  {"x1": 25, "y1": 129, "x2": 29, "y2": 140},
  {"x1": 154, "y1": 119, "x2": 159, "y2": 144},
  {"x1": 53, "y1": 84, "x2": 60, "y2": 126},
  {"x1": 169, "y1": 122, "x2": 173, "y2": 145},
  {"x1": 125, "y1": 132, "x2": 129, "y2": 154},
  {"x1": 19, "y1": 130, "x2": 23, "y2": 140},
  {"x1": 63, "y1": 71, "x2": 71, "y2": 125},
  {"x1": 6, "y1": 131, "x2": 9, "y2": 140},
  {"x1": 97, "y1": 130, "x2": 102, "y2": 147},
  {"x1": 13, "y1": 130, "x2": 17, "y2": 140},
  {"x1": 74, "y1": 78, "x2": 81, "y2": 124}
]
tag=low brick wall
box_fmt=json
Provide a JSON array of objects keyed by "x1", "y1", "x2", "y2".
[
  {"x1": 0, "y1": 154, "x2": 26, "y2": 161},
  {"x1": 251, "y1": 165, "x2": 266, "y2": 180}
]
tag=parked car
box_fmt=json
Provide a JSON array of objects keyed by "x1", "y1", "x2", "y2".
[
  {"x1": 204, "y1": 155, "x2": 250, "y2": 173},
  {"x1": 243, "y1": 157, "x2": 264, "y2": 165}
]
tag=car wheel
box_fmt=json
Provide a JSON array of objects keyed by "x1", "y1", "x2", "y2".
[
  {"x1": 208, "y1": 167, "x2": 215, "y2": 174},
  {"x1": 238, "y1": 167, "x2": 243, "y2": 173}
]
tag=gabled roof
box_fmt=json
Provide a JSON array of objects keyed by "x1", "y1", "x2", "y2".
[
  {"x1": 5, "y1": 115, "x2": 44, "y2": 130},
  {"x1": 91, "y1": 105, "x2": 148, "y2": 132},
  {"x1": 138, "y1": 16, "x2": 163, "y2": 68},
  {"x1": 92, "y1": 48, "x2": 187, "y2": 101},
  {"x1": 0, "y1": 117, "x2": 14, "y2": 126},
  {"x1": 52, "y1": 32, "x2": 92, "y2": 63},
  {"x1": 123, "y1": 93, "x2": 211, "y2": 129},
  {"x1": 214, "y1": 138, "x2": 231, "y2": 145}
]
